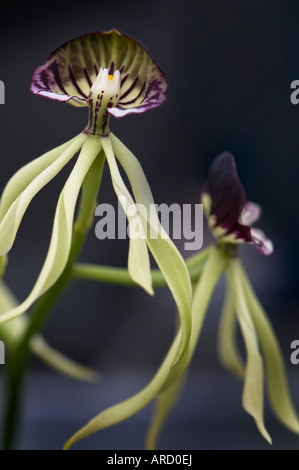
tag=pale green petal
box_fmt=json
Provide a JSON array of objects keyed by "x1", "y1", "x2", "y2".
[
  {"x1": 0, "y1": 255, "x2": 8, "y2": 279},
  {"x1": 30, "y1": 337, "x2": 99, "y2": 382},
  {"x1": 228, "y1": 259, "x2": 271, "y2": 444},
  {"x1": 185, "y1": 245, "x2": 213, "y2": 270},
  {"x1": 64, "y1": 247, "x2": 226, "y2": 450},
  {"x1": 145, "y1": 373, "x2": 186, "y2": 450},
  {"x1": 0, "y1": 281, "x2": 98, "y2": 382},
  {"x1": 100, "y1": 136, "x2": 153, "y2": 295},
  {"x1": 0, "y1": 136, "x2": 101, "y2": 324},
  {"x1": 110, "y1": 133, "x2": 192, "y2": 364},
  {"x1": 0, "y1": 135, "x2": 80, "y2": 221},
  {"x1": 64, "y1": 328, "x2": 183, "y2": 450},
  {"x1": 217, "y1": 275, "x2": 244, "y2": 379},
  {"x1": 0, "y1": 282, "x2": 27, "y2": 346},
  {"x1": 240, "y1": 263, "x2": 299, "y2": 434},
  {"x1": 162, "y1": 246, "x2": 227, "y2": 390},
  {"x1": 0, "y1": 133, "x2": 86, "y2": 255}
]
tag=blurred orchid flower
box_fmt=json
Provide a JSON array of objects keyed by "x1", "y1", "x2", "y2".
[
  {"x1": 64, "y1": 152, "x2": 299, "y2": 450},
  {"x1": 0, "y1": 30, "x2": 191, "y2": 364},
  {"x1": 201, "y1": 153, "x2": 299, "y2": 444},
  {"x1": 145, "y1": 152, "x2": 299, "y2": 448}
]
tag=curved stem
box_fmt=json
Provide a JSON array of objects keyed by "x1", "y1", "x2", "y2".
[
  {"x1": 1, "y1": 147, "x2": 105, "y2": 450},
  {"x1": 70, "y1": 246, "x2": 212, "y2": 287}
]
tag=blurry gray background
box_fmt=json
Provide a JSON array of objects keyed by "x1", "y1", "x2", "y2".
[{"x1": 0, "y1": 0, "x2": 299, "y2": 450}]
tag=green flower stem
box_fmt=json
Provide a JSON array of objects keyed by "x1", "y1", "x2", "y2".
[
  {"x1": 1, "y1": 148, "x2": 105, "y2": 450},
  {"x1": 70, "y1": 246, "x2": 212, "y2": 287},
  {"x1": 184, "y1": 245, "x2": 213, "y2": 269}
]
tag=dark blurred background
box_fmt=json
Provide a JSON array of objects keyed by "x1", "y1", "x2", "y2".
[{"x1": 0, "y1": 0, "x2": 299, "y2": 450}]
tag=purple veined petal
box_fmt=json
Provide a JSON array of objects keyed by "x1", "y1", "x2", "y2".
[
  {"x1": 30, "y1": 29, "x2": 167, "y2": 116},
  {"x1": 250, "y1": 228, "x2": 274, "y2": 256},
  {"x1": 29, "y1": 87, "x2": 87, "y2": 107},
  {"x1": 239, "y1": 202, "x2": 261, "y2": 226},
  {"x1": 203, "y1": 152, "x2": 247, "y2": 234},
  {"x1": 221, "y1": 223, "x2": 252, "y2": 244},
  {"x1": 203, "y1": 152, "x2": 274, "y2": 256},
  {"x1": 108, "y1": 91, "x2": 167, "y2": 118}
]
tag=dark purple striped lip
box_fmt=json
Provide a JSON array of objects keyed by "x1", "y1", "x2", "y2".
[
  {"x1": 30, "y1": 29, "x2": 168, "y2": 118},
  {"x1": 202, "y1": 152, "x2": 273, "y2": 255}
]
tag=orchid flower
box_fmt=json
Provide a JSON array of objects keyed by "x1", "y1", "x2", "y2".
[
  {"x1": 146, "y1": 152, "x2": 299, "y2": 448},
  {"x1": 0, "y1": 30, "x2": 191, "y2": 364},
  {"x1": 63, "y1": 152, "x2": 299, "y2": 450}
]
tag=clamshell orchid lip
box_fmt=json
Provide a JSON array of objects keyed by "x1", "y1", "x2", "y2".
[
  {"x1": 202, "y1": 152, "x2": 274, "y2": 255},
  {"x1": 30, "y1": 29, "x2": 167, "y2": 120}
]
